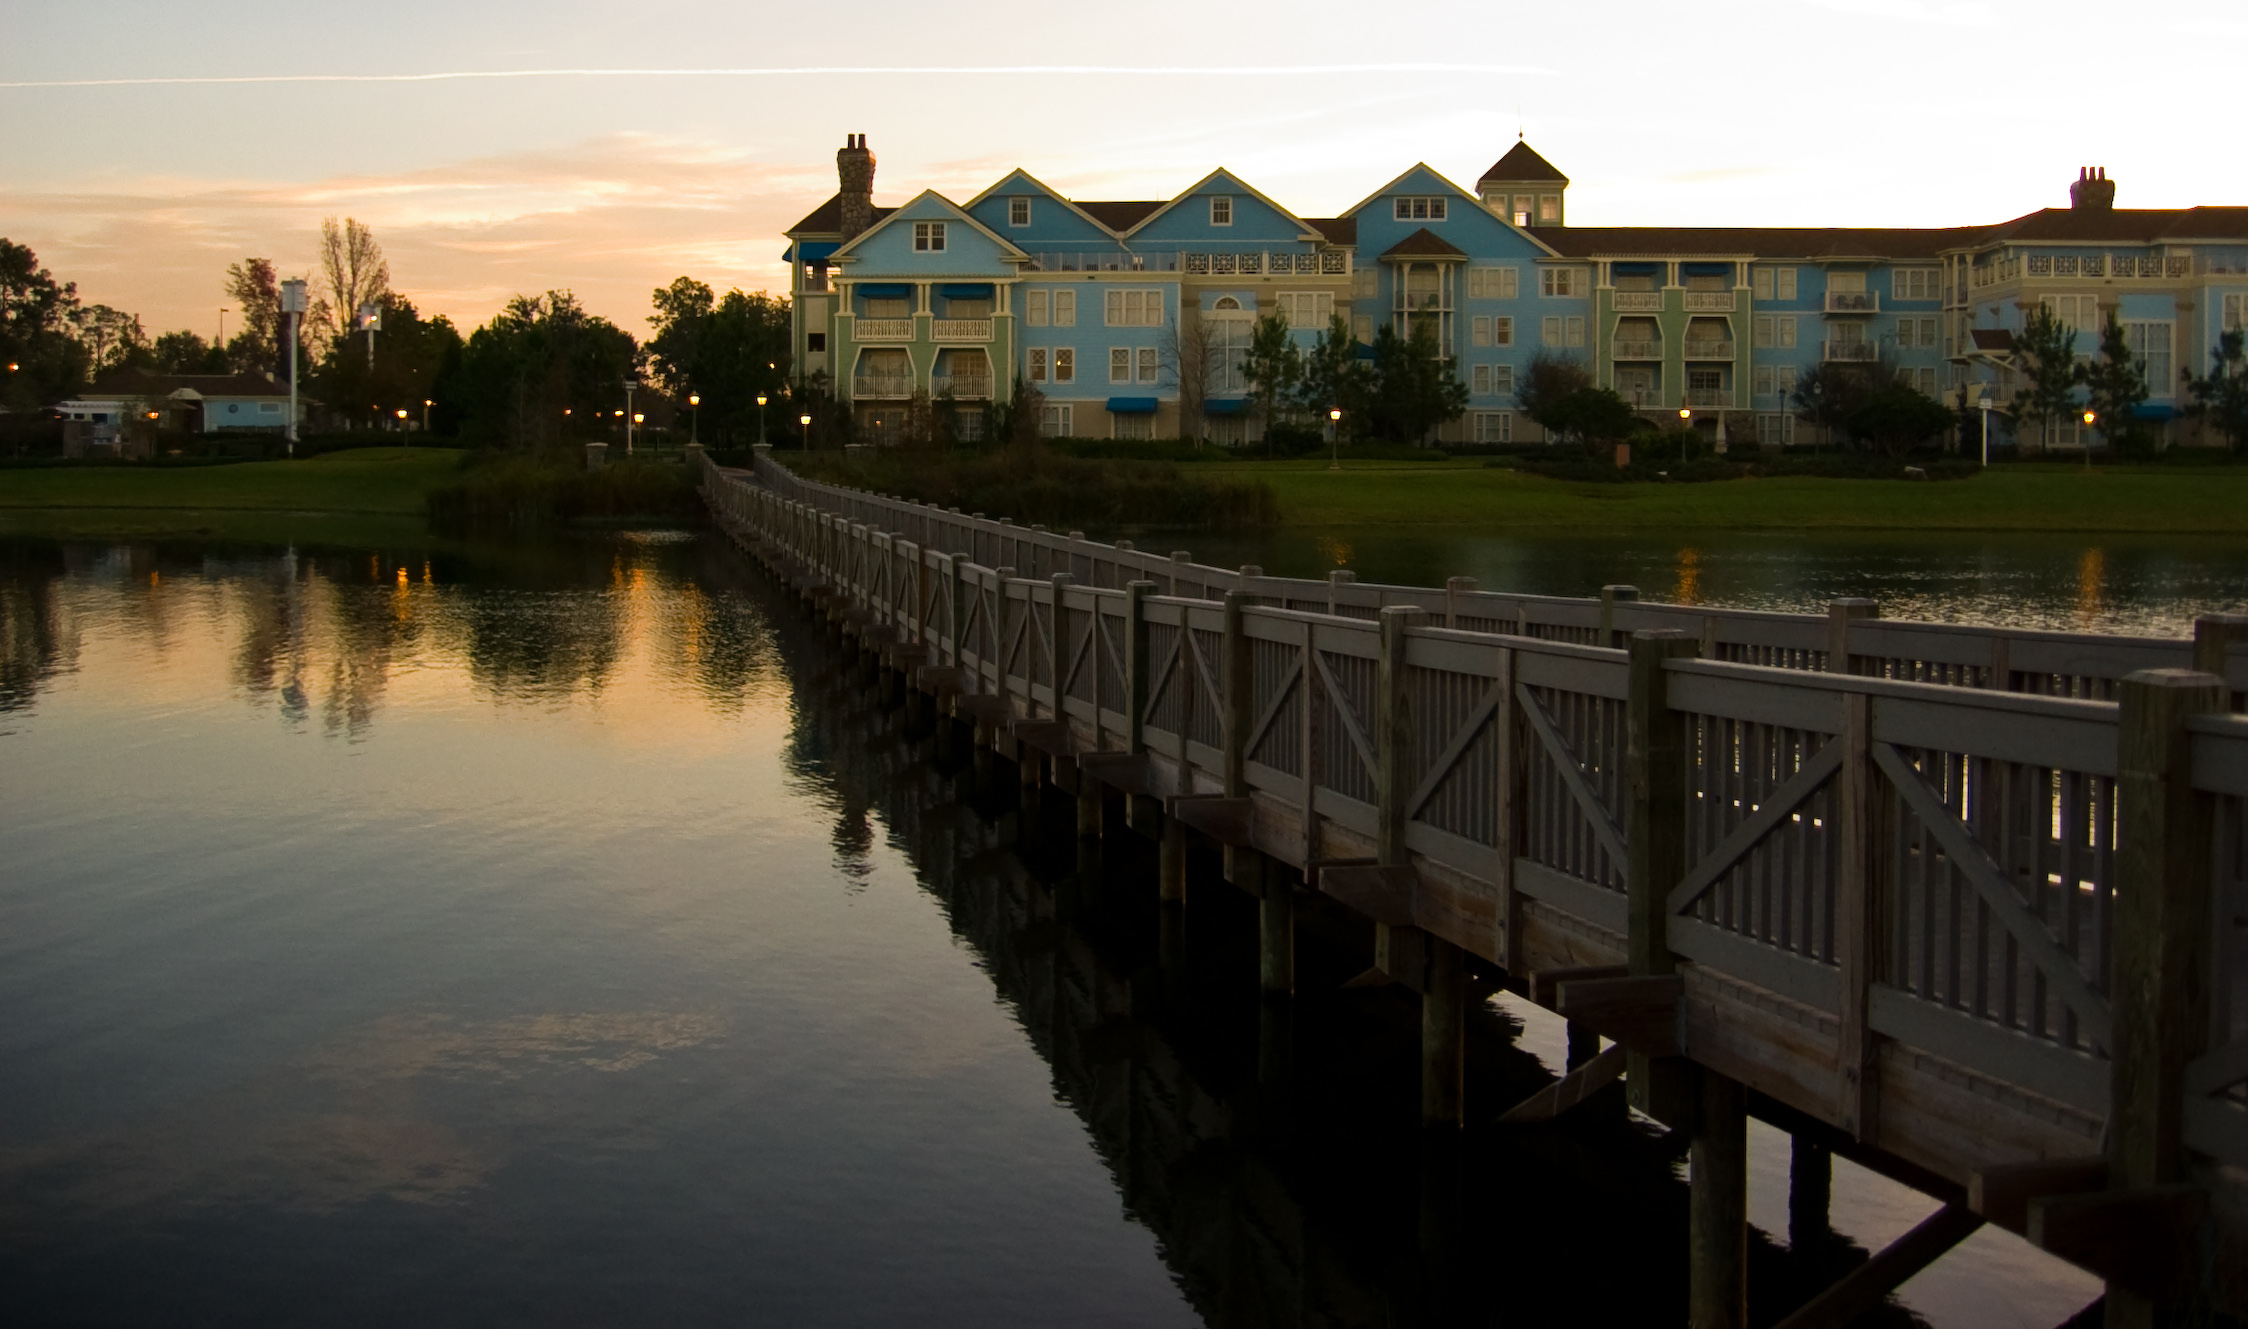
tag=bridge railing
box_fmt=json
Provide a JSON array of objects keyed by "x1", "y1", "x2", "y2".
[
  {"x1": 708, "y1": 453, "x2": 2248, "y2": 1250},
  {"x1": 735, "y1": 451, "x2": 2248, "y2": 708}
]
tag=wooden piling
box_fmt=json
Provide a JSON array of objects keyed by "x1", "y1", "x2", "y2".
[
  {"x1": 1260, "y1": 872, "x2": 1294, "y2": 993},
  {"x1": 1689, "y1": 1068, "x2": 1749, "y2": 1329},
  {"x1": 1598, "y1": 583, "x2": 1638, "y2": 647},
  {"x1": 1626, "y1": 628, "x2": 1700, "y2": 1126},
  {"x1": 1789, "y1": 1135, "x2": 1834, "y2": 1254}
]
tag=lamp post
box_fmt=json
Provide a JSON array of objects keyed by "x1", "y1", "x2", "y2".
[
  {"x1": 623, "y1": 380, "x2": 638, "y2": 455},
  {"x1": 357, "y1": 301, "x2": 382, "y2": 372},
  {"x1": 688, "y1": 393, "x2": 700, "y2": 447},
  {"x1": 280, "y1": 278, "x2": 307, "y2": 456},
  {"x1": 756, "y1": 393, "x2": 768, "y2": 447},
  {"x1": 217, "y1": 306, "x2": 228, "y2": 349},
  {"x1": 2081, "y1": 408, "x2": 2096, "y2": 470},
  {"x1": 395, "y1": 408, "x2": 408, "y2": 434},
  {"x1": 1328, "y1": 407, "x2": 1342, "y2": 470},
  {"x1": 422, "y1": 398, "x2": 432, "y2": 434},
  {"x1": 800, "y1": 412, "x2": 813, "y2": 449}
]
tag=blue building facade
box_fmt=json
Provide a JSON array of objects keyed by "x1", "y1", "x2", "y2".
[{"x1": 784, "y1": 137, "x2": 2248, "y2": 449}]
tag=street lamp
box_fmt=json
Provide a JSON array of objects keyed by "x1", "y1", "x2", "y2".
[
  {"x1": 800, "y1": 412, "x2": 813, "y2": 449},
  {"x1": 2081, "y1": 409, "x2": 2097, "y2": 470},
  {"x1": 688, "y1": 393, "x2": 700, "y2": 447},
  {"x1": 280, "y1": 278, "x2": 307, "y2": 455},
  {"x1": 1327, "y1": 407, "x2": 1343, "y2": 470},
  {"x1": 756, "y1": 393, "x2": 768, "y2": 447},
  {"x1": 422, "y1": 399, "x2": 432, "y2": 433}
]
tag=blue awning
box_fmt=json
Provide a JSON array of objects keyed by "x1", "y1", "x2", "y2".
[
  {"x1": 2131, "y1": 402, "x2": 2182, "y2": 421},
  {"x1": 1204, "y1": 398, "x2": 1248, "y2": 415},
  {"x1": 938, "y1": 283, "x2": 994, "y2": 300},
  {"x1": 856, "y1": 282, "x2": 913, "y2": 298},
  {"x1": 785, "y1": 241, "x2": 840, "y2": 264},
  {"x1": 1106, "y1": 397, "x2": 1158, "y2": 414}
]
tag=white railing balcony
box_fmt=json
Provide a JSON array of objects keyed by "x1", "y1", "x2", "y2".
[
  {"x1": 1823, "y1": 340, "x2": 1879, "y2": 362},
  {"x1": 1612, "y1": 339, "x2": 1662, "y2": 359},
  {"x1": 1612, "y1": 291, "x2": 1665, "y2": 311},
  {"x1": 852, "y1": 374, "x2": 915, "y2": 399},
  {"x1": 1622, "y1": 389, "x2": 1661, "y2": 407},
  {"x1": 854, "y1": 318, "x2": 916, "y2": 340},
  {"x1": 1824, "y1": 292, "x2": 1880, "y2": 314},
  {"x1": 1683, "y1": 341, "x2": 1736, "y2": 360},
  {"x1": 1683, "y1": 388, "x2": 1730, "y2": 408},
  {"x1": 1395, "y1": 294, "x2": 1450, "y2": 312},
  {"x1": 1682, "y1": 291, "x2": 1736, "y2": 312},
  {"x1": 931, "y1": 374, "x2": 993, "y2": 399},
  {"x1": 931, "y1": 319, "x2": 992, "y2": 341}
]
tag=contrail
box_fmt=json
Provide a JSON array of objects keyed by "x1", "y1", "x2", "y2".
[{"x1": 1, "y1": 63, "x2": 1552, "y2": 90}]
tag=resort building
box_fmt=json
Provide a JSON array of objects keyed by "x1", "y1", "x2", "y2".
[{"x1": 783, "y1": 136, "x2": 2248, "y2": 449}]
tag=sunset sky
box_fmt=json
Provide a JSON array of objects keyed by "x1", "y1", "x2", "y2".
[{"x1": 5, "y1": 0, "x2": 2241, "y2": 342}]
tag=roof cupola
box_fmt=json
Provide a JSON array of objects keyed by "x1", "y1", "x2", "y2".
[{"x1": 1477, "y1": 138, "x2": 1569, "y2": 227}]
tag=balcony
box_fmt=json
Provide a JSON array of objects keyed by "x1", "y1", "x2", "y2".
[
  {"x1": 1824, "y1": 292, "x2": 1880, "y2": 314},
  {"x1": 1682, "y1": 291, "x2": 1736, "y2": 312},
  {"x1": 1612, "y1": 339, "x2": 1662, "y2": 360},
  {"x1": 932, "y1": 318, "x2": 992, "y2": 341},
  {"x1": 1683, "y1": 389, "x2": 1730, "y2": 408},
  {"x1": 1683, "y1": 341, "x2": 1736, "y2": 360},
  {"x1": 852, "y1": 374, "x2": 915, "y2": 399},
  {"x1": 855, "y1": 318, "x2": 916, "y2": 340},
  {"x1": 1612, "y1": 291, "x2": 1664, "y2": 311},
  {"x1": 932, "y1": 373, "x2": 993, "y2": 399},
  {"x1": 1823, "y1": 340, "x2": 1879, "y2": 362},
  {"x1": 1620, "y1": 389, "x2": 1661, "y2": 407},
  {"x1": 1395, "y1": 293, "x2": 1450, "y2": 312}
]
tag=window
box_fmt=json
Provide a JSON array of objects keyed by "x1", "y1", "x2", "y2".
[
  {"x1": 1467, "y1": 266, "x2": 1519, "y2": 299},
  {"x1": 1276, "y1": 291, "x2": 1334, "y2": 328},
  {"x1": 1104, "y1": 288, "x2": 1163, "y2": 326},
  {"x1": 1896, "y1": 366, "x2": 1938, "y2": 396},
  {"x1": 807, "y1": 332, "x2": 827, "y2": 353},
  {"x1": 1210, "y1": 196, "x2": 1233, "y2": 226},
  {"x1": 2042, "y1": 293, "x2": 2100, "y2": 331},
  {"x1": 260, "y1": 402, "x2": 281, "y2": 413},
  {"x1": 1540, "y1": 268, "x2": 1585, "y2": 298},
  {"x1": 1113, "y1": 412, "x2": 1153, "y2": 440},
  {"x1": 1538, "y1": 195, "x2": 1560, "y2": 225},
  {"x1": 1054, "y1": 289, "x2": 1076, "y2": 327},
  {"x1": 1892, "y1": 268, "x2": 1941, "y2": 300},
  {"x1": 1492, "y1": 363, "x2": 1515, "y2": 395},
  {"x1": 1898, "y1": 316, "x2": 1939, "y2": 349},
  {"x1": 1352, "y1": 268, "x2": 1379, "y2": 299},
  {"x1": 1026, "y1": 290, "x2": 1049, "y2": 327},
  {"x1": 1473, "y1": 412, "x2": 1513, "y2": 443},
  {"x1": 864, "y1": 295, "x2": 909, "y2": 318},
  {"x1": 1009, "y1": 197, "x2": 1031, "y2": 227},
  {"x1": 1540, "y1": 316, "x2": 1585, "y2": 347},
  {"x1": 1752, "y1": 315, "x2": 1798, "y2": 349},
  {"x1": 1138, "y1": 348, "x2": 1159, "y2": 384},
  {"x1": 1492, "y1": 316, "x2": 1513, "y2": 346},
  {"x1": 1040, "y1": 404, "x2": 1074, "y2": 437},
  {"x1": 1472, "y1": 316, "x2": 1491, "y2": 347},
  {"x1": 1027, "y1": 348, "x2": 1048, "y2": 383},
  {"x1": 1757, "y1": 413, "x2": 1796, "y2": 446},
  {"x1": 1210, "y1": 317, "x2": 1252, "y2": 393},
  {"x1": 1754, "y1": 366, "x2": 1774, "y2": 397},
  {"x1": 2123, "y1": 321, "x2": 2173, "y2": 392},
  {"x1": 1392, "y1": 196, "x2": 1449, "y2": 221},
  {"x1": 1212, "y1": 296, "x2": 1242, "y2": 311},
  {"x1": 1471, "y1": 364, "x2": 1489, "y2": 394},
  {"x1": 1752, "y1": 267, "x2": 1798, "y2": 301},
  {"x1": 2110, "y1": 255, "x2": 2136, "y2": 278},
  {"x1": 2081, "y1": 255, "x2": 2104, "y2": 278},
  {"x1": 954, "y1": 408, "x2": 987, "y2": 442},
  {"x1": 1352, "y1": 315, "x2": 1374, "y2": 345},
  {"x1": 2226, "y1": 294, "x2": 2246, "y2": 332},
  {"x1": 1110, "y1": 348, "x2": 1133, "y2": 384},
  {"x1": 1053, "y1": 348, "x2": 1075, "y2": 384},
  {"x1": 913, "y1": 222, "x2": 946, "y2": 252}
]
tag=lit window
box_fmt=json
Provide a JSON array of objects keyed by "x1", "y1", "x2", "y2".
[{"x1": 1053, "y1": 348, "x2": 1075, "y2": 383}]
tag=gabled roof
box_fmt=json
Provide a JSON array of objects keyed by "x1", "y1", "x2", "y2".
[
  {"x1": 1304, "y1": 217, "x2": 1356, "y2": 246},
  {"x1": 787, "y1": 192, "x2": 897, "y2": 235},
  {"x1": 1340, "y1": 162, "x2": 1489, "y2": 230},
  {"x1": 964, "y1": 170, "x2": 1133, "y2": 237},
  {"x1": 1380, "y1": 227, "x2": 1467, "y2": 260},
  {"x1": 829, "y1": 189, "x2": 1030, "y2": 265},
  {"x1": 1075, "y1": 200, "x2": 1167, "y2": 232},
  {"x1": 1479, "y1": 140, "x2": 1568, "y2": 185},
  {"x1": 1985, "y1": 206, "x2": 2248, "y2": 243},
  {"x1": 1118, "y1": 167, "x2": 1319, "y2": 240},
  {"x1": 83, "y1": 369, "x2": 287, "y2": 398}
]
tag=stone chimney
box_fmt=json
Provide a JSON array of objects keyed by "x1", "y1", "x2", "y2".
[
  {"x1": 2069, "y1": 166, "x2": 2115, "y2": 212},
  {"x1": 837, "y1": 133, "x2": 876, "y2": 241}
]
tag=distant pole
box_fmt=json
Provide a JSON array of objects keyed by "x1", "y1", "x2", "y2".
[
  {"x1": 1979, "y1": 401, "x2": 1991, "y2": 468},
  {"x1": 624, "y1": 381, "x2": 638, "y2": 455},
  {"x1": 217, "y1": 306, "x2": 228, "y2": 348},
  {"x1": 689, "y1": 393, "x2": 701, "y2": 447},
  {"x1": 1328, "y1": 407, "x2": 1342, "y2": 469},
  {"x1": 280, "y1": 279, "x2": 307, "y2": 457},
  {"x1": 757, "y1": 393, "x2": 768, "y2": 447},
  {"x1": 800, "y1": 412, "x2": 812, "y2": 449}
]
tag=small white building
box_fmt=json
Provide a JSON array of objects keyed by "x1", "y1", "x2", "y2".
[{"x1": 58, "y1": 369, "x2": 305, "y2": 456}]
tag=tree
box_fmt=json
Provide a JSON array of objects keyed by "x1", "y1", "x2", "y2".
[
  {"x1": 2185, "y1": 329, "x2": 2248, "y2": 454},
  {"x1": 990, "y1": 376, "x2": 1045, "y2": 450},
  {"x1": 0, "y1": 238, "x2": 90, "y2": 410},
  {"x1": 1790, "y1": 362, "x2": 1875, "y2": 444},
  {"x1": 1517, "y1": 351, "x2": 1593, "y2": 440},
  {"x1": 644, "y1": 277, "x2": 792, "y2": 446},
  {"x1": 1160, "y1": 314, "x2": 1218, "y2": 444},
  {"x1": 316, "y1": 218, "x2": 390, "y2": 347},
  {"x1": 313, "y1": 293, "x2": 465, "y2": 432},
  {"x1": 1293, "y1": 314, "x2": 1367, "y2": 431},
  {"x1": 1848, "y1": 381, "x2": 1955, "y2": 456},
  {"x1": 70, "y1": 305, "x2": 147, "y2": 375},
  {"x1": 1241, "y1": 311, "x2": 1300, "y2": 446},
  {"x1": 1362, "y1": 322, "x2": 1467, "y2": 443},
  {"x1": 224, "y1": 258, "x2": 284, "y2": 375},
  {"x1": 1549, "y1": 386, "x2": 1640, "y2": 448},
  {"x1": 152, "y1": 330, "x2": 229, "y2": 373},
  {"x1": 452, "y1": 290, "x2": 640, "y2": 448},
  {"x1": 2006, "y1": 302, "x2": 2080, "y2": 454},
  {"x1": 2079, "y1": 310, "x2": 2148, "y2": 450}
]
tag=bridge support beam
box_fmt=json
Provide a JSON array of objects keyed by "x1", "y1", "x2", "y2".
[
  {"x1": 1689, "y1": 1068, "x2": 1748, "y2": 1329},
  {"x1": 1259, "y1": 867, "x2": 1293, "y2": 994}
]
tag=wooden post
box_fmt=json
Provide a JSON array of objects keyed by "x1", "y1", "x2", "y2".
[
  {"x1": 1826, "y1": 598, "x2": 1878, "y2": 675},
  {"x1": 1626, "y1": 628, "x2": 1700, "y2": 1125},
  {"x1": 1444, "y1": 575, "x2": 1478, "y2": 629},
  {"x1": 2193, "y1": 612, "x2": 2248, "y2": 700},
  {"x1": 1690, "y1": 1067, "x2": 1749, "y2": 1329},
  {"x1": 1598, "y1": 583, "x2": 1638, "y2": 647},
  {"x1": 947, "y1": 553, "x2": 968, "y2": 671},
  {"x1": 1124, "y1": 581, "x2": 1153, "y2": 756},
  {"x1": 1789, "y1": 1135, "x2": 1834, "y2": 1254},
  {"x1": 1377, "y1": 605, "x2": 1427, "y2": 867},
  {"x1": 1049, "y1": 573, "x2": 1073, "y2": 721},
  {"x1": 1423, "y1": 938, "x2": 1464, "y2": 1128},
  {"x1": 1328, "y1": 568, "x2": 1355, "y2": 616},
  {"x1": 1835, "y1": 690, "x2": 1882, "y2": 1139},
  {"x1": 1159, "y1": 811, "x2": 1186, "y2": 902},
  {"x1": 1222, "y1": 591, "x2": 1251, "y2": 797},
  {"x1": 1260, "y1": 873, "x2": 1294, "y2": 994}
]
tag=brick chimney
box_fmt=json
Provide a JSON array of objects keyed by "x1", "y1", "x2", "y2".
[
  {"x1": 2069, "y1": 166, "x2": 2115, "y2": 211},
  {"x1": 837, "y1": 133, "x2": 876, "y2": 241}
]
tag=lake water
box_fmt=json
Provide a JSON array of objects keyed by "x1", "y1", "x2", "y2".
[{"x1": 0, "y1": 529, "x2": 2151, "y2": 1327}]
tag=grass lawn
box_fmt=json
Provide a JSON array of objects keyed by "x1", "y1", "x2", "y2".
[
  {"x1": 0, "y1": 448, "x2": 464, "y2": 541},
  {"x1": 1194, "y1": 459, "x2": 2248, "y2": 533}
]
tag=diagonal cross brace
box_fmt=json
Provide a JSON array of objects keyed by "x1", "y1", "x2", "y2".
[
  {"x1": 1667, "y1": 740, "x2": 1843, "y2": 915},
  {"x1": 1514, "y1": 682, "x2": 1629, "y2": 873}
]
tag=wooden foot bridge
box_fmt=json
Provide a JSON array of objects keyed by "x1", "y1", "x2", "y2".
[{"x1": 701, "y1": 450, "x2": 2248, "y2": 1328}]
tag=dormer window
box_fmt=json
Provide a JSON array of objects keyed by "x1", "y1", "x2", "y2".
[
  {"x1": 914, "y1": 222, "x2": 947, "y2": 252},
  {"x1": 1008, "y1": 197, "x2": 1031, "y2": 227},
  {"x1": 1210, "y1": 196, "x2": 1233, "y2": 226},
  {"x1": 1392, "y1": 197, "x2": 1448, "y2": 222}
]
